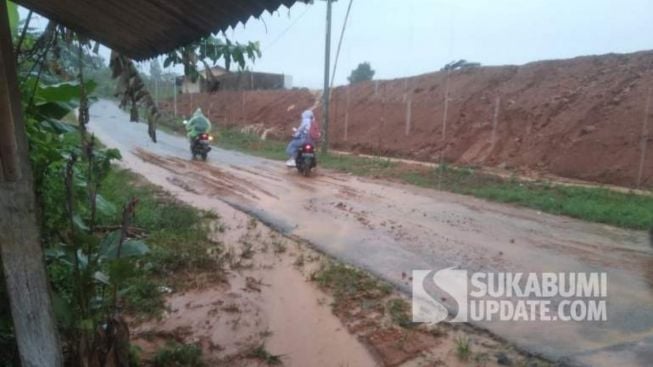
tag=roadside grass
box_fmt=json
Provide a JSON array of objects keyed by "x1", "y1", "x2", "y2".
[
  {"x1": 152, "y1": 342, "x2": 203, "y2": 367},
  {"x1": 386, "y1": 298, "x2": 415, "y2": 329},
  {"x1": 246, "y1": 345, "x2": 283, "y2": 365},
  {"x1": 214, "y1": 128, "x2": 653, "y2": 230},
  {"x1": 312, "y1": 261, "x2": 392, "y2": 305},
  {"x1": 217, "y1": 128, "x2": 287, "y2": 161},
  {"x1": 98, "y1": 168, "x2": 222, "y2": 317},
  {"x1": 455, "y1": 336, "x2": 472, "y2": 361}
]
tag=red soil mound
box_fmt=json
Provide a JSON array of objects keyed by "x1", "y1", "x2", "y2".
[{"x1": 161, "y1": 51, "x2": 653, "y2": 187}]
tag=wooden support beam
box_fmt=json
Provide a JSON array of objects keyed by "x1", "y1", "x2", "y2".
[
  {"x1": 0, "y1": 3, "x2": 18, "y2": 182},
  {"x1": 0, "y1": 1, "x2": 64, "y2": 365}
]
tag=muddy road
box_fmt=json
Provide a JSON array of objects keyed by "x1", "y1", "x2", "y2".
[{"x1": 90, "y1": 100, "x2": 653, "y2": 366}]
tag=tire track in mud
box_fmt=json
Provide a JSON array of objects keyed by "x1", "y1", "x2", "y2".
[{"x1": 134, "y1": 148, "x2": 278, "y2": 202}]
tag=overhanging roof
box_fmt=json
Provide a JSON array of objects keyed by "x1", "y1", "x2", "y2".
[{"x1": 13, "y1": 0, "x2": 306, "y2": 60}]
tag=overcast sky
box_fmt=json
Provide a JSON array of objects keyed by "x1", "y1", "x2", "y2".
[
  {"x1": 25, "y1": 0, "x2": 653, "y2": 88},
  {"x1": 220, "y1": 0, "x2": 653, "y2": 88}
]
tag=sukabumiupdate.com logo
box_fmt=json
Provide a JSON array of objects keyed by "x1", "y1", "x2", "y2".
[{"x1": 412, "y1": 268, "x2": 608, "y2": 323}]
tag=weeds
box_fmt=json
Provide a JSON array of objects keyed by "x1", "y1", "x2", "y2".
[
  {"x1": 293, "y1": 254, "x2": 305, "y2": 267},
  {"x1": 99, "y1": 169, "x2": 224, "y2": 313},
  {"x1": 474, "y1": 352, "x2": 490, "y2": 366},
  {"x1": 153, "y1": 342, "x2": 203, "y2": 367},
  {"x1": 240, "y1": 242, "x2": 255, "y2": 259},
  {"x1": 246, "y1": 345, "x2": 282, "y2": 365},
  {"x1": 312, "y1": 261, "x2": 392, "y2": 303},
  {"x1": 101, "y1": 169, "x2": 220, "y2": 273},
  {"x1": 387, "y1": 298, "x2": 414, "y2": 328},
  {"x1": 455, "y1": 336, "x2": 471, "y2": 361},
  {"x1": 272, "y1": 241, "x2": 287, "y2": 254},
  {"x1": 122, "y1": 278, "x2": 165, "y2": 318}
]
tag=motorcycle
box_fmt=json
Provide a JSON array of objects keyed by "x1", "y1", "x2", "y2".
[
  {"x1": 191, "y1": 133, "x2": 213, "y2": 161},
  {"x1": 295, "y1": 142, "x2": 317, "y2": 177}
]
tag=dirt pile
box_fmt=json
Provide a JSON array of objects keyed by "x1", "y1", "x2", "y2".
[{"x1": 161, "y1": 51, "x2": 653, "y2": 187}]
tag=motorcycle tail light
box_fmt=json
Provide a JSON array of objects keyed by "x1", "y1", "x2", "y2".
[{"x1": 305, "y1": 144, "x2": 314, "y2": 151}]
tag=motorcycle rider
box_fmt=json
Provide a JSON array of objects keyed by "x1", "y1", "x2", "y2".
[
  {"x1": 286, "y1": 110, "x2": 314, "y2": 167},
  {"x1": 185, "y1": 108, "x2": 212, "y2": 142}
]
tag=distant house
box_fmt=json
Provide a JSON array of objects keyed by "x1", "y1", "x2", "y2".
[
  {"x1": 176, "y1": 67, "x2": 292, "y2": 94},
  {"x1": 177, "y1": 66, "x2": 228, "y2": 94}
]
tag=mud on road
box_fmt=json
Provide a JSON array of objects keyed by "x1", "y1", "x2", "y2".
[{"x1": 91, "y1": 100, "x2": 653, "y2": 366}]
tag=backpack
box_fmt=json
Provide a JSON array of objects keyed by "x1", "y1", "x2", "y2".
[{"x1": 309, "y1": 118, "x2": 322, "y2": 142}]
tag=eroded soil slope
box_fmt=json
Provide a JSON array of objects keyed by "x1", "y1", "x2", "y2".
[{"x1": 162, "y1": 51, "x2": 653, "y2": 187}]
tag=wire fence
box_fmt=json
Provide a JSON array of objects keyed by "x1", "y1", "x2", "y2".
[{"x1": 149, "y1": 70, "x2": 653, "y2": 189}]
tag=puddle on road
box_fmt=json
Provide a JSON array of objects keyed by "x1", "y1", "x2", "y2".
[
  {"x1": 132, "y1": 219, "x2": 377, "y2": 366},
  {"x1": 124, "y1": 151, "x2": 377, "y2": 365}
]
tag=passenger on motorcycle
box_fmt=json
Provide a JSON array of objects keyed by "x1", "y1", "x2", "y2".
[{"x1": 286, "y1": 110, "x2": 315, "y2": 167}]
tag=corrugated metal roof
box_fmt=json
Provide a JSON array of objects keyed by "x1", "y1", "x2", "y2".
[{"x1": 14, "y1": 0, "x2": 307, "y2": 60}]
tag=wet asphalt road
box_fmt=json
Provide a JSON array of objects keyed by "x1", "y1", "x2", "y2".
[{"x1": 90, "y1": 100, "x2": 653, "y2": 366}]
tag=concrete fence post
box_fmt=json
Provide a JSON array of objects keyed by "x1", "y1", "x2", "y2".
[
  {"x1": 491, "y1": 96, "x2": 501, "y2": 151},
  {"x1": 344, "y1": 87, "x2": 350, "y2": 141},
  {"x1": 637, "y1": 89, "x2": 651, "y2": 188},
  {"x1": 241, "y1": 90, "x2": 246, "y2": 124},
  {"x1": 379, "y1": 83, "x2": 386, "y2": 153},
  {"x1": 405, "y1": 98, "x2": 413, "y2": 136},
  {"x1": 442, "y1": 73, "x2": 451, "y2": 141}
]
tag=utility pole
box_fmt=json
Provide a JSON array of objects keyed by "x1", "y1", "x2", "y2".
[{"x1": 321, "y1": 0, "x2": 333, "y2": 154}]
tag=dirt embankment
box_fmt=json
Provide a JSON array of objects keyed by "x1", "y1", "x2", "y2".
[{"x1": 161, "y1": 51, "x2": 653, "y2": 187}]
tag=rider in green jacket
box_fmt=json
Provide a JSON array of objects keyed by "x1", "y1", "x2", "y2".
[{"x1": 185, "y1": 108, "x2": 212, "y2": 140}]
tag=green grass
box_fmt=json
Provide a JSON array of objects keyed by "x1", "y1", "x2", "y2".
[
  {"x1": 214, "y1": 128, "x2": 653, "y2": 230},
  {"x1": 386, "y1": 298, "x2": 414, "y2": 329},
  {"x1": 312, "y1": 261, "x2": 392, "y2": 304},
  {"x1": 455, "y1": 336, "x2": 472, "y2": 361},
  {"x1": 98, "y1": 168, "x2": 222, "y2": 316},
  {"x1": 402, "y1": 166, "x2": 653, "y2": 230},
  {"x1": 153, "y1": 342, "x2": 203, "y2": 367},
  {"x1": 217, "y1": 128, "x2": 288, "y2": 161}
]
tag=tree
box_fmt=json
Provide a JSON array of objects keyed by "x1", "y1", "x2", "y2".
[
  {"x1": 348, "y1": 62, "x2": 375, "y2": 84},
  {"x1": 163, "y1": 36, "x2": 261, "y2": 92}
]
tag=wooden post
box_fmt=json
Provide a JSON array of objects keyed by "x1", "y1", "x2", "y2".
[
  {"x1": 0, "y1": 17, "x2": 18, "y2": 182},
  {"x1": 637, "y1": 89, "x2": 651, "y2": 188},
  {"x1": 0, "y1": 1, "x2": 63, "y2": 365}
]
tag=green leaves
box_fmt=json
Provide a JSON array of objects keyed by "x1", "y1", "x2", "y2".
[
  {"x1": 164, "y1": 36, "x2": 262, "y2": 79},
  {"x1": 6, "y1": 1, "x2": 18, "y2": 38},
  {"x1": 98, "y1": 231, "x2": 150, "y2": 260},
  {"x1": 95, "y1": 194, "x2": 117, "y2": 217},
  {"x1": 31, "y1": 80, "x2": 98, "y2": 120},
  {"x1": 36, "y1": 80, "x2": 97, "y2": 102}
]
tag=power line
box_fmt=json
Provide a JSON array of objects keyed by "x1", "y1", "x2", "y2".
[
  {"x1": 263, "y1": 5, "x2": 313, "y2": 52},
  {"x1": 330, "y1": 0, "x2": 354, "y2": 88}
]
